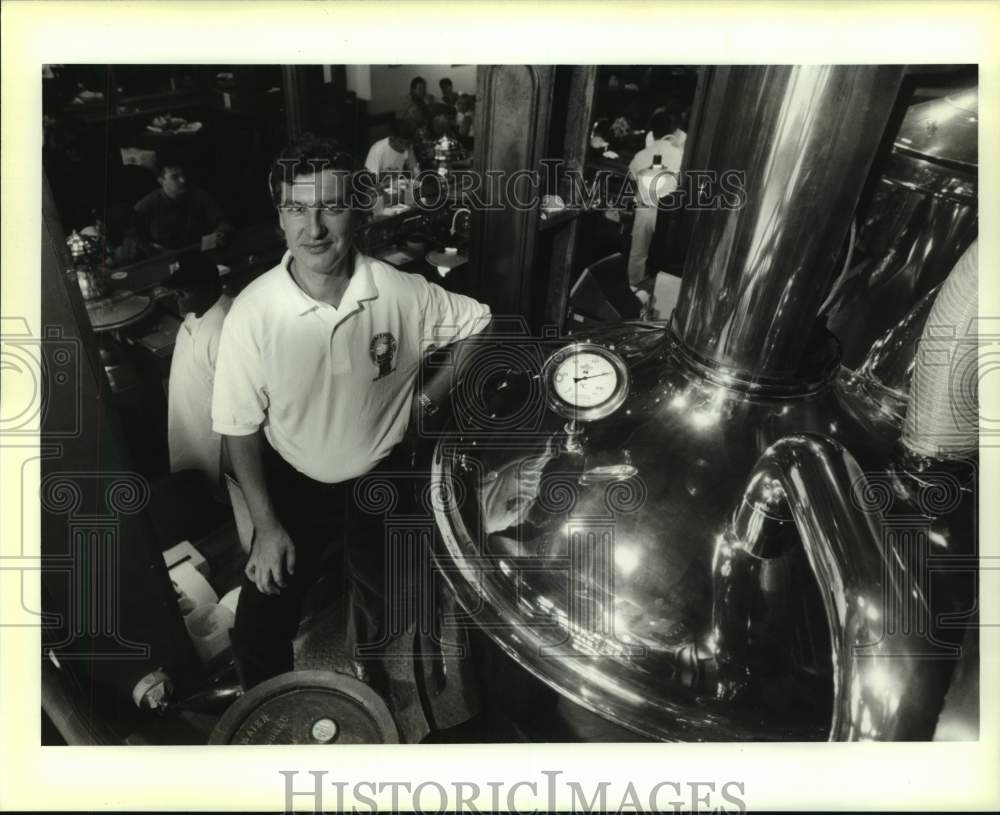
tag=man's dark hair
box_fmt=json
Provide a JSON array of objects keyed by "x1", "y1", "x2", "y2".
[
  {"x1": 649, "y1": 111, "x2": 680, "y2": 140},
  {"x1": 155, "y1": 152, "x2": 185, "y2": 177},
  {"x1": 410, "y1": 76, "x2": 426, "y2": 93},
  {"x1": 439, "y1": 77, "x2": 453, "y2": 89},
  {"x1": 267, "y1": 133, "x2": 356, "y2": 206},
  {"x1": 391, "y1": 116, "x2": 418, "y2": 142},
  {"x1": 165, "y1": 250, "x2": 221, "y2": 297}
]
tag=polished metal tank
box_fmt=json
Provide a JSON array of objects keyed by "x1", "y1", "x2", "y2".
[
  {"x1": 430, "y1": 66, "x2": 976, "y2": 741},
  {"x1": 851, "y1": 283, "x2": 940, "y2": 422},
  {"x1": 828, "y1": 86, "x2": 978, "y2": 366}
]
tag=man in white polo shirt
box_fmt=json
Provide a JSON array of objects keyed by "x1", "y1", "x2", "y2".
[
  {"x1": 212, "y1": 135, "x2": 490, "y2": 689},
  {"x1": 364, "y1": 116, "x2": 421, "y2": 178}
]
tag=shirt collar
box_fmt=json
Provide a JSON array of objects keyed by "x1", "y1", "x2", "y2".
[{"x1": 281, "y1": 251, "x2": 379, "y2": 317}]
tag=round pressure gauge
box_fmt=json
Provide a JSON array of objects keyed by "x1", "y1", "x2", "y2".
[{"x1": 542, "y1": 343, "x2": 630, "y2": 422}]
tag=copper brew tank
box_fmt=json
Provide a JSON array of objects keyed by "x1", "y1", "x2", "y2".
[{"x1": 430, "y1": 66, "x2": 976, "y2": 741}]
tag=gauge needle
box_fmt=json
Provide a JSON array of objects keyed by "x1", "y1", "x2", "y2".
[{"x1": 574, "y1": 371, "x2": 612, "y2": 383}]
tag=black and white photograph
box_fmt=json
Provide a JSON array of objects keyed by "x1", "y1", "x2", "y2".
[{"x1": 2, "y1": 2, "x2": 998, "y2": 813}]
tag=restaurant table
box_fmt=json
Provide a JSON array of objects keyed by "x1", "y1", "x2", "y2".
[
  {"x1": 85, "y1": 291, "x2": 155, "y2": 333},
  {"x1": 106, "y1": 223, "x2": 286, "y2": 296},
  {"x1": 360, "y1": 195, "x2": 476, "y2": 298},
  {"x1": 426, "y1": 248, "x2": 469, "y2": 274}
]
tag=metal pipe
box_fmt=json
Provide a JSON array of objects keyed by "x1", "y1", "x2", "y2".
[
  {"x1": 672, "y1": 65, "x2": 904, "y2": 381},
  {"x1": 714, "y1": 434, "x2": 952, "y2": 740},
  {"x1": 854, "y1": 282, "x2": 941, "y2": 419}
]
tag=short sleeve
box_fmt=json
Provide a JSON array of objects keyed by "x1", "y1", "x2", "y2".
[
  {"x1": 204, "y1": 317, "x2": 224, "y2": 387},
  {"x1": 419, "y1": 278, "x2": 491, "y2": 352},
  {"x1": 211, "y1": 303, "x2": 268, "y2": 436}
]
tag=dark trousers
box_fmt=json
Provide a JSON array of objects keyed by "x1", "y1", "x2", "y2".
[{"x1": 230, "y1": 442, "x2": 412, "y2": 690}]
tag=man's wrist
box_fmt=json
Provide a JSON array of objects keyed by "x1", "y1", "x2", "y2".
[
  {"x1": 417, "y1": 392, "x2": 439, "y2": 416},
  {"x1": 253, "y1": 511, "x2": 283, "y2": 537}
]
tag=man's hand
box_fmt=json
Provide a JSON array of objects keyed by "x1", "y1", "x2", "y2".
[
  {"x1": 245, "y1": 523, "x2": 296, "y2": 595},
  {"x1": 226, "y1": 431, "x2": 291, "y2": 596},
  {"x1": 405, "y1": 391, "x2": 441, "y2": 468}
]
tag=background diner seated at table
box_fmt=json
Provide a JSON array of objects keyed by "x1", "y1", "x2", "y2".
[{"x1": 43, "y1": 65, "x2": 479, "y2": 273}]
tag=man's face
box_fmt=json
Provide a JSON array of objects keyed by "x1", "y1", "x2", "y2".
[
  {"x1": 412, "y1": 81, "x2": 426, "y2": 100},
  {"x1": 278, "y1": 170, "x2": 354, "y2": 277},
  {"x1": 159, "y1": 166, "x2": 187, "y2": 199}
]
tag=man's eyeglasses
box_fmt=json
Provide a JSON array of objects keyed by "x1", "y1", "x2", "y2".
[{"x1": 278, "y1": 203, "x2": 349, "y2": 218}]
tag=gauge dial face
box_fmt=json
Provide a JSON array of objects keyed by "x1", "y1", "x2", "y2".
[
  {"x1": 543, "y1": 344, "x2": 630, "y2": 421},
  {"x1": 552, "y1": 352, "x2": 618, "y2": 408}
]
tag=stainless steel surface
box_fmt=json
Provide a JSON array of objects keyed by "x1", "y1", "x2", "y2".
[
  {"x1": 430, "y1": 65, "x2": 975, "y2": 741},
  {"x1": 934, "y1": 626, "x2": 979, "y2": 741},
  {"x1": 870, "y1": 149, "x2": 976, "y2": 210},
  {"x1": 894, "y1": 87, "x2": 978, "y2": 169},
  {"x1": 828, "y1": 86, "x2": 977, "y2": 367},
  {"x1": 432, "y1": 324, "x2": 974, "y2": 740},
  {"x1": 715, "y1": 435, "x2": 954, "y2": 740},
  {"x1": 671, "y1": 65, "x2": 904, "y2": 380},
  {"x1": 433, "y1": 324, "x2": 917, "y2": 740},
  {"x1": 166, "y1": 684, "x2": 244, "y2": 713},
  {"x1": 853, "y1": 283, "x2": 941, "y2": 421}
]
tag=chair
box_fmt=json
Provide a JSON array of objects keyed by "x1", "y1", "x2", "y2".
[{"x1": 566, "y1": 252, "x2": 642, "y2": 329}]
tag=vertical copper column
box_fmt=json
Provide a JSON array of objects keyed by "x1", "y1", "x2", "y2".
[{"x1": 671, "y1": 65, "x2": 905, "y2": 381}]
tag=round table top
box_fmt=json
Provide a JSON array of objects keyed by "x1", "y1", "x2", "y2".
[
  {"x1": 426, "y1": 249, "x2": 469, "y2": 270},
  {"x1": 85, "y1": 292, "x2": 154, "y2": 333}
]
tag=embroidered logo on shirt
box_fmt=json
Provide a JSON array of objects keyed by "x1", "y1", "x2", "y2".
[{"x1": 369, "y1": 332, "x2": 398, "y2": 380}]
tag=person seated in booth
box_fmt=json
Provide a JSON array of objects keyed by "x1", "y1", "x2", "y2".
[
  {"x1": 438, "y1": 77, "x2": 459, "y2": 108},
  {"x1": 400, "y1": 75, "x2": 435, "y2": 122},
  {"x1": 455, "y1": 93, "x2": 475, "y2": 141},
  {"x1": 132, "y1": 157, "x2": 231, "y2": 254},
  {"x1": 364, "y1": 116, "x2": 422, "y2": 178},
  {"x1": 165, "y1": 252, "x2": 233, "y2": 495}
]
